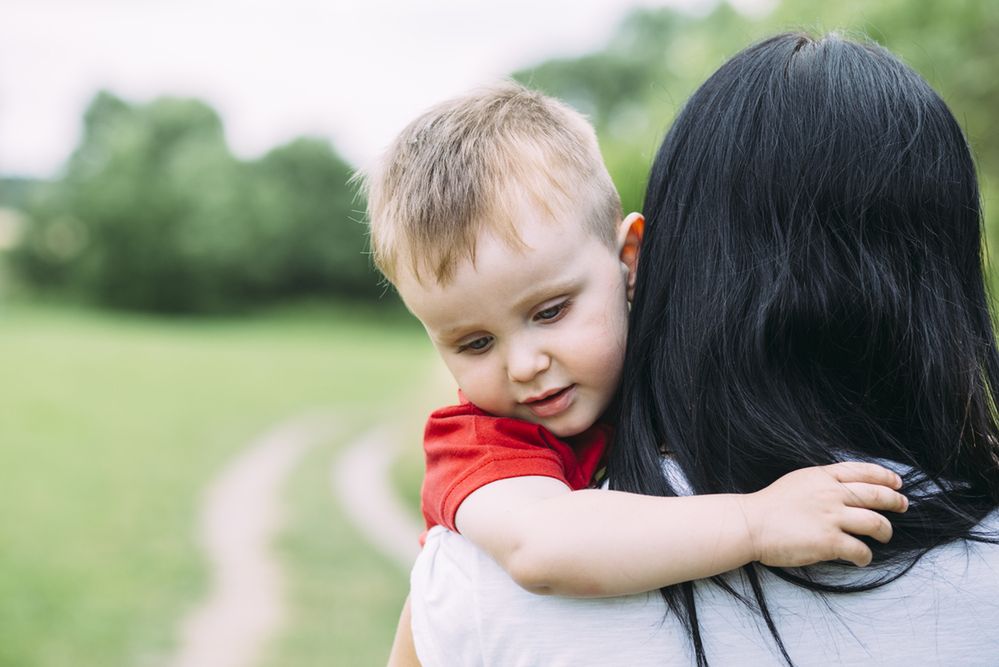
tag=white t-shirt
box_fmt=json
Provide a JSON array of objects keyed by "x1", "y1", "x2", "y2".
[{"x1": 411, "y1": 467, "x2": 999, "y2": 666}]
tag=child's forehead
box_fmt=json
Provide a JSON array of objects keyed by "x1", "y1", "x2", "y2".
[
  {"x1": 479, "y1": 191, "x2": 606, "y2": 249},
  {"x1": 400, "y1": 213, "x2": 611, "y2": 304},
  {"x1": 471, "y1": 209, "x2": 603, "y2": 266},
  {"x1": 459, "y1": 220, "x2": 610, "y2": 295}
]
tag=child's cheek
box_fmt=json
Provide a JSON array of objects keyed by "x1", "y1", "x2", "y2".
[
  {"x1": 455, "y1": 360, "x2": 507, "y2": 414},
  {"x1": 569, "y1": 321, "x2": 626, "y2": 380},
  {"x1": 579, "y1": 303, "x2": 628, "y2": 367}
]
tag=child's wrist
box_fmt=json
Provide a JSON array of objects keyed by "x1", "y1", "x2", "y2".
[{"x1": 732, "y1": 492, "x2": 763, "y2": 563}]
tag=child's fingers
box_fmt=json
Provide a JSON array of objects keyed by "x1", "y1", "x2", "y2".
[
  {"x1": 840, "y1": 507, "x2": 894, "y2": 544},
  {"x1": 824, "y1": 462, "x2": 902, "y2": 489},
  {"x1": 839, "y1": 482, "x2": 908, "y2": 513},
  {"x1": 833, "y1": 534, "x2": 874, "y2": 567}
]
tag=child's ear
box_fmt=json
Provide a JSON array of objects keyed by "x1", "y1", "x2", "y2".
[{"x1": 617, "y1": 212, "x2": 644, "y2": 302}]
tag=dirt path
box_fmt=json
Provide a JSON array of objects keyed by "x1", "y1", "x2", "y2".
[
  {"x1": 167, "y1": 414, "x2": 340, "y2": 667},
  {"x1": 332, "y1": 425, "x2": 423, "y2": 570},
  {"x1": 331, "y1": 361, "x2": 453, "y2": 571},
  {"x1": 167, "y1": 361, "x2": 441, "y2": 667}
]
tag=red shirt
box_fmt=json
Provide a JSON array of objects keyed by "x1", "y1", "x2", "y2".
[{"x1": 421, "y1": 399, "x2": 611, "y2": 536}]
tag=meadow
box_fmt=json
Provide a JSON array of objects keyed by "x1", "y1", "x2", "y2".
[{"x1": 0, "y1": 300, "x2": 438, "y2": 666}]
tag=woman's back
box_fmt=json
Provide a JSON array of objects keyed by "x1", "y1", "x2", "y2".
[{"x1": 412, "y1": 509, "x2": 999, "y2": 666}]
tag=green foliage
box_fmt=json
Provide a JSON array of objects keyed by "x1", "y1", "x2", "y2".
[
  {"x1": 242, "y1": 138, "x2": 374, "y2": 299},
  {"x1": 0, "y1": 177, "x2": 43, "y2": 210},
  {"x1": 11, "y1": 92, "x2": 379, "y2": 313}
]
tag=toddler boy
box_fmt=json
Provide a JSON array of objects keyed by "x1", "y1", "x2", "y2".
[{"x1": 362, "y1": 82, "x2": 907, "y2": 663}]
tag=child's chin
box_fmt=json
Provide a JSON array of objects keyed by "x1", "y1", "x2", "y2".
[{"x1": 544, "y1": 417, "x2": 592, "y2": 439}]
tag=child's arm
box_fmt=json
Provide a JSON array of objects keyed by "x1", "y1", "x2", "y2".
[
  {"x1": 454, "y1": 462, "x2": 907, "y2": 597},
  {"x1": 386, "y1": 595, "x2": 421, "y2": 667}
]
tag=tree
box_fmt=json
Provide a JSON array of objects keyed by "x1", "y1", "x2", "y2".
[
  {"x1": 12, "y1": 92, "x2": 380, "y2": 312},
  {"x1": 240, "y1": 138, "x2": 378, "y2": 300}
]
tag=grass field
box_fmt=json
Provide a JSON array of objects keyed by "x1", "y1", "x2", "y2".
[{"x1": 0, "y1": 299, "x2": 436, "y2": 667}]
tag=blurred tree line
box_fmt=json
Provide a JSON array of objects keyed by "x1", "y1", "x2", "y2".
[
  {"x1": 8, "y1": 92, "x2": 377, "y2": 312},
  {"x1": 3, "y1": 0, "x2": 997, "y2": 313}
]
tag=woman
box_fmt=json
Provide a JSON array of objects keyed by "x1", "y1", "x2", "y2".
[{"x1": 409, "y1": 33, "x2": 999, "y2": 665}]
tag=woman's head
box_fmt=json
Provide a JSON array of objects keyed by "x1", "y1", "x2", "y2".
[
  {"x1": 617, "y1": 31, "x2": 999, "y2": 496},
  {"x1": 611, "y1": 31, "x2": 999, "y2": 665}
]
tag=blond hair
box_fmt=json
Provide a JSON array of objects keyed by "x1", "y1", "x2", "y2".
[{"x1": 360, "y1": 81, "x2": 621, "y2": 285}]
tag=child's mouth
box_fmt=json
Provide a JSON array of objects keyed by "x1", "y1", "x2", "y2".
[{"x1": 524, "y1": 385, "x2": 576, "y2": 418}]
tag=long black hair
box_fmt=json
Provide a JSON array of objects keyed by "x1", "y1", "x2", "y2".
[{"x1": 609, "y1": 32, "x2": 999, "y2": 666}]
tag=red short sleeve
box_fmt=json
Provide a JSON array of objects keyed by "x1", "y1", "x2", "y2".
[{"x1": 420, "y1": 401, "x2": 610, "y2": 533}]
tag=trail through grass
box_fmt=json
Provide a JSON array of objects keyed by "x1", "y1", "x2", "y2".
[{"x1": 0, "y1": 301, "x2": 429, "y2": 667}]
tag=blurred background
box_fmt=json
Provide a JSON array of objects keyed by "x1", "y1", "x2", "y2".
[{"x1": 2, "y1": 0, "x2": 996, "y2": 665}]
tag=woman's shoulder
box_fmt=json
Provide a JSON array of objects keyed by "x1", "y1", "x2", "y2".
[{"x1": 411, "y1": 527, "x2": 685, "y2": 666}]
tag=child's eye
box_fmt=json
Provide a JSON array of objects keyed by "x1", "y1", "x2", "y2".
[
  {"x1": 534, "y1": 300, "x2": 571, "y2": 323},
  {"x1": 457, "y1": 336, "x2": 493, "y2": 353}
]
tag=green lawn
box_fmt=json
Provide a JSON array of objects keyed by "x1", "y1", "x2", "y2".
[
  {"x1": 0, "y1": 300, "x2": 433, "y2": 667},
  {"x1": 389, "y1": 363, "x2": 455, "y2": 521},
  {"x1": 262, "y1": 430, "x2": 410, "y2": 667}
]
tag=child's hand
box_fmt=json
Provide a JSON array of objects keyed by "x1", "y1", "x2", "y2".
[{"x1": 739, "y1": 462, "x2": 908, "y2": 568}]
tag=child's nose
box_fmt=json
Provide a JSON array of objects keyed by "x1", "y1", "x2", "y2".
[{"x1": 506, "y1": 344, "x2": 551, "y2": 383}]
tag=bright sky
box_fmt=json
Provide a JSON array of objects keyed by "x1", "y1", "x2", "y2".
[{"x1": 0, "y1": 0, "x2": 770, "y2": 178}]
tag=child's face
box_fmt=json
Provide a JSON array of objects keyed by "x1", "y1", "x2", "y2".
[{"x1": 396, "y1": 209, "x2": 639, "y2": 438}]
